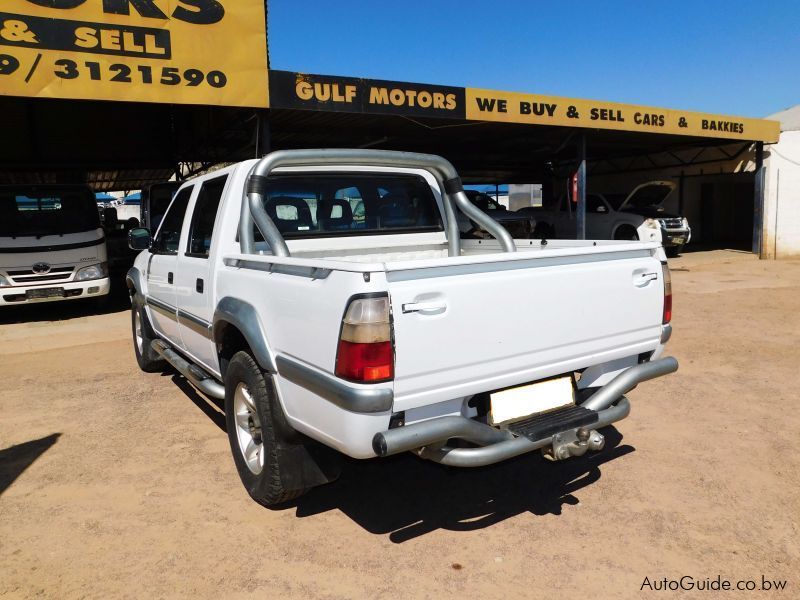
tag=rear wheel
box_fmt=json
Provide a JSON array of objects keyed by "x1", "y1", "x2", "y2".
[
  {"x1": 131, "y1": 295, "x2": 165, "y2": 372},
  {"x1": 224, "y1": 351, "x2": 309, "y2": 506},
  {"x1": 614, "y1": 226, "x2": 639, "y2": 241}
]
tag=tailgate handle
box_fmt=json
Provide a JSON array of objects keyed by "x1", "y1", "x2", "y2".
[
  {"x1": 402, "y1": 301, "x2": 447, "y2": 315},
  {"x1": 634, "y1": 270, "x2": 659, "y2": 287}
]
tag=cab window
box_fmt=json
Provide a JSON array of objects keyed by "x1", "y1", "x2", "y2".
[
  {"x1": 152, "y1": 186, "x2": 193, "y2": 254},
  {"x1": 587, "y1": 195, "x2": 608, "y2": 213},
  {"x1": 187, "y1": 175, "x2": 228, "y2": 258},
  {"x1": 248, "y1": 173, "x2": 442, "y2": 241}
]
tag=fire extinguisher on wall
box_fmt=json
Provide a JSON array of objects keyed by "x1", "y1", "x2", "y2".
[{"x1": 571, "y1": 171, "x2": 579, "y2": 205}]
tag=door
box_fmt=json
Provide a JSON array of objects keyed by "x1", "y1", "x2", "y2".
[
  {"x1": 585, "y1": 194, "x2": 614, "y2": 239},
  {"x1": 147, "y1": 185, "x2": 194, "y2": 345},
  {"x1": 548, "y1": 194, "x2": 575, "y2": 238},
  {"x1": 174, "y1": 174, "x2": 228, "y2": 372}
]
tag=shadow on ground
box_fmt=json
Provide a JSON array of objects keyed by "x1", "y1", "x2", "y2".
[
  {"x1": 291, "y1": 428, "x2": 632, "y2": 543},
  {"x1": 166, "y1": 373, "x2": 633, "y2": 542},
  {"x1": 172, "y1": 375, "x2": 226, "y2": 432},
  {"x1": 0, "y1": 433, "x2": 61, "y2": 496},
  {"x1": 0, "y1": 273, "x2": 131, "y2": 325}
]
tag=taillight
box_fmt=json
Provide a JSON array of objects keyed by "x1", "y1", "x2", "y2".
[
  {"x1": 335, "y1": 295, "x2": 394, "y2": 383},
  {"x1": 662, "y1": 262, "x2": 672, "y2": 324}
]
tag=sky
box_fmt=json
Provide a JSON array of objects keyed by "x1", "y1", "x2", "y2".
[{"x1": 268, "y1": 0, "x2": 800, "y2": 119}]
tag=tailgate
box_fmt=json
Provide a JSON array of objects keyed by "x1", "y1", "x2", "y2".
[{"x1": 387, "y1": 248, "x2": 665, "y2": 411}]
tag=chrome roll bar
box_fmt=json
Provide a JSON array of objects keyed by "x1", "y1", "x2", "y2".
[{"x1": 239, "y1": 149, "x2": 516, "y2": 257}]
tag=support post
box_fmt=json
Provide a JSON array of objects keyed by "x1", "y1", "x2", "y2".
[
  {"x1": 576, "y1": 134, "x2": 587, "y2": 240},
  {"x1": 752, "y1": 141, "x2": 764, "y2": 256},
  {"x1": 255, "y1": 110, "x2": 271, "y2": 157}
]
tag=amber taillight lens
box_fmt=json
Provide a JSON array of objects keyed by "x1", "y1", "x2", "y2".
[
  {"x1": 335, "y1": 295, "x2": 394, "y2": 383},
  {"x1": 662, "y1": 262, "x2": 672, "y2": 324}
]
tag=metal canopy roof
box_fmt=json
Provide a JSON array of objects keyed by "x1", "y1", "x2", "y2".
[
  {"x1": 267, "y1": 107, "x2": 748, "y2": 182},
  {"x1": 0, "y1": 96, "x2": 258, "y2": 191},
  {"x1": 0, "y1": 70, "x2": 779, "y2": 189}
]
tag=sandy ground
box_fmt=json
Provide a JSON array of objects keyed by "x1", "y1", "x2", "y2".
[{"x1": 1, "y1": 250, "x2": 799, "y2": 599}]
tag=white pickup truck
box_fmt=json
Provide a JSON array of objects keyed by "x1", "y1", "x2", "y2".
[
  {"x1": 1, "y1": 185, "x2": 110, "y2": 307},
  {"x1": 126, "y1": 149, "x2": 677, "y2": 506}
]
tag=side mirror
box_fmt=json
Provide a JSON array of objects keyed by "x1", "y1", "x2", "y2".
[{"x1": 128, "y1": 227, "x2": 151, "y2": 251}]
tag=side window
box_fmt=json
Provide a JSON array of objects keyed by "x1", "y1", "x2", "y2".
[
  {"x1": 152, "y1": 186, "x2": 193, "y2": 254},
  {"x1": 587, "y1": 195, "x2": 607, "y2": 213},
  {"x1": 187, "y1": 175, "x2": 228, "y2": 257}
]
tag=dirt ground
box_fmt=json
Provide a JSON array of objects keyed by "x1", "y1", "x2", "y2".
[{"x1": 1, "y1": 250, "x2": 799, "y2": 599}]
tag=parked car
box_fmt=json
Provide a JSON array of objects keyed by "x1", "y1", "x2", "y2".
[
  {"x1": 126, "y1": 149, "x2": 678, "y2": 506},
  {"x1": 1, "y1": 185, "x2": 110, "y2": 306},
  {"x1": 518, "y1": 181, "x2": 691, "y2": 256},
  {"x1": 460, "y1": 190, "x2": 534, "y2": 239}
]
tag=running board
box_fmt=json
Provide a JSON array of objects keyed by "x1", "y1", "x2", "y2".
[{"x1": 151, "y1": 339, "x2": 225, "y2": 400}]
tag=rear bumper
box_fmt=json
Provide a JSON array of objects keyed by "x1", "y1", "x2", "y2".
[
  {"x1": 0, "y1": 277, "x2": 110, "y2": 306},
  {"x1": 372, "y1": 356, "x2": 678, "y2": 467}
]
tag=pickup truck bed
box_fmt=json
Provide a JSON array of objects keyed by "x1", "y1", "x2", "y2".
[{"x1": 127, "y1": 149, "x2": 677, "y2": 506}]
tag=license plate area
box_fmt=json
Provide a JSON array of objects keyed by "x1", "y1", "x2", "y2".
[
  {"x1": 489, "y1": 375, "x2": 575, "y2": 426},
  {"x1": 26, "y1": 287, "x2": 65, "y2": 299}
]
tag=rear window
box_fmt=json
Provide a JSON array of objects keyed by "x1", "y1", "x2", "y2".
[
  {"x1": 247, "y1": 173, "x2": 442, "y2": 240},
  {"x1": 0, "y1": 187, "x2": 100, "y2": 237}
]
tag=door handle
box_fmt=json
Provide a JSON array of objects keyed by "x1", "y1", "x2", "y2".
[
  {"x1": 196, "y1": 278, "x2": 204, "y2": 293},
  {"x1": 402, "y1": 301, "x2": 447, "y2": 315},
  {"x1": 167, "y1": 272, "x2": 173, "y2": 284},
  {"x1": 633, "y1": 271, "x2": 658, "y2": 287}
]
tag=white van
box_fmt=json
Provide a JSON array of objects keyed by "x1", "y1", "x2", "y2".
[{"x1": 0, "y1": 185, "x2": 110, "y2": 306}]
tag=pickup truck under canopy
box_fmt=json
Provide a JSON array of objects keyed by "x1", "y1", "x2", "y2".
[{"x1": 126, "y1": 149, "x2": 678, "y2": 506}]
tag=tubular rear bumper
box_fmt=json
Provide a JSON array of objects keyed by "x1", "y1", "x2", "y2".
[{"x1": 372, "y1": 357, "x2": 678, "y2": 467}]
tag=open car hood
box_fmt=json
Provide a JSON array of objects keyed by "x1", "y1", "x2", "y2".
[{"x1": 618, "y1": 181, "x2": 676, "y2": 211}]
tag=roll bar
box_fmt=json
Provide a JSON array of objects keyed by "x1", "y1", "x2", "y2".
[{"x1": 239, "y1": 149, "x2": 516, "y2": 257}]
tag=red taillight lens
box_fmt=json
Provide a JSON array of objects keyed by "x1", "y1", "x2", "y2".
[
  {"x1": 335, "y1": 295, "x2": 394, "y2": 383},
  {"x1": 335, "y1": 340, "x2": 393, "y2": 382},
  {"x1": 662, "y1": 262, "x2": 672, "y2": 324}
]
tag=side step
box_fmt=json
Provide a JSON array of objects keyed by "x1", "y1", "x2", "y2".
[
  {"x1": 151, "y1": 339, "x2": 225, "y2": 400},
  {"x1": 507, "y1": 405, "x2": 598, "y2": 441}
]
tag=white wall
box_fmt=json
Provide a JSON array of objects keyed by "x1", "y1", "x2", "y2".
[
  {"x1": 763, "y1": 130, "x2": 800, "y2": 258},
  {"x1": 508, "y1": 184, "x2": 543, "y2": 210}
]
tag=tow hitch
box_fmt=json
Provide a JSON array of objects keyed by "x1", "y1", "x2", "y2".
[{"x1": 543, "y1": 427, "x2": 606, "y2": 461}]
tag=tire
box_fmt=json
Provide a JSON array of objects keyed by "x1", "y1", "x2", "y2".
[
  {"x1": 224, "y1": 351, "x2": 308, "y2": 506},
  {"x1": 665, "y1": 244, "x2": 683, "y2": 258},
  {"x1": 131, "y1": 295, "x2": 166, "y2": 373},
  {"x1": 614, "y1": 226, "x2": 639, "y2": 241}
]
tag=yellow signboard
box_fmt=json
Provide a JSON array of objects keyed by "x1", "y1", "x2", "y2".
[
  {"x1": 0, "y1": 0, "x2": 268, "y2": 108},
  {"x1": 466, "y1": 88, "x2": 780, "y2": 143}
]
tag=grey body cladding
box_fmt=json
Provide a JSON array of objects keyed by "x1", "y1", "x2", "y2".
[
  {"x1": 276, "y1": 355, "x2": 393, "y2": 414},
  {"x1": 212, "y1": 296, "x2": 277, "y2": 373},
  {"x1": 177, "y1": 309, "x2": 213, "y2": 338}
]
